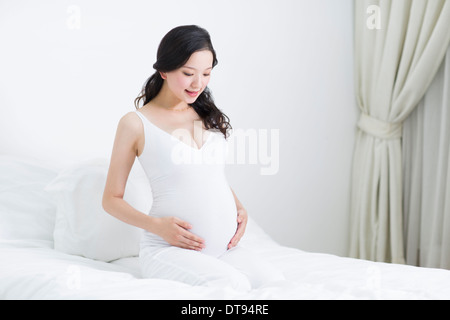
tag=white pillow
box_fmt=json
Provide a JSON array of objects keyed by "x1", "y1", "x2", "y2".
[
  {"x1": 0, "y1": 155, "x2": 58, "y2": 243},
  {"x1": 45, "y1": 159, "x2": 152, "y2": 262}
]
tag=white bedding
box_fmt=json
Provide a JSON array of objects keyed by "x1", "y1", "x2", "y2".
[
  {"x1": 3, "y1": 235, "x2": 450, "y2": 300},
  {"x1": 2, "y1": 155, "x2": 450, "y2": 300}
]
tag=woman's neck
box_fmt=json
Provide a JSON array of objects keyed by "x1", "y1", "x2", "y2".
[{"x1": 152, "y1": 81, "x2": 190, "y2": 111}]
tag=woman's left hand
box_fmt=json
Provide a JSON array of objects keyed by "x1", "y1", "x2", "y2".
[{"x1": 228, "y1": 207, "x2": 248, "y2": 249}]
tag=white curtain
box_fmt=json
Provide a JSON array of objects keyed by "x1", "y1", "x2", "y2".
[
  {"x1": 403, "y1": 45, "x2": 450, "y2": 269},
  {"x1": 350, "y1": 0, "x2": 450, "y2": 263}
]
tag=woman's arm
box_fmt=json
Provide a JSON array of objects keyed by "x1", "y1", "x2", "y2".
[
  {"x1": 230, "y1": 187, "x2": 245, "y2": 210},
  {"x1": 228, "y1": 187, "x2": 248, "y2": 249},
  {"x1": 102, "y1": 113, "x2": 152, "y2": 230},
  {"x1": 102, "y1": 112, "x2": 204, "y2": 251}
]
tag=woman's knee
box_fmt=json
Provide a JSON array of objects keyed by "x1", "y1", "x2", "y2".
[
  {"x1": 203, "y1": 269, "x2": 252, "y2": 292},
  {"x1": 219, "y1": 246, "x2": 286, "y2": 288},
  {"x1": 139, "y1": 246, "x2": 252, "y2": 291}
]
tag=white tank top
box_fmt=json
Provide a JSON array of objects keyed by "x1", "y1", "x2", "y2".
[{"x1": 135, "y1": 110, "x2": 238, "y2": 257}]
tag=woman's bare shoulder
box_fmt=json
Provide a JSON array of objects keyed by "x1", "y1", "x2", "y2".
[
  {"x1": 118, "y1": 111, "x2": 141, "y2": 128},
  {"x1": 116, "y1": 111, "x2": 143, "y2": 140}
]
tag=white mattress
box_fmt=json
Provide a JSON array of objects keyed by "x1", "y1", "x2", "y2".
[
  {"x1": 2, "y1": 155, "x2": 450, "y2": 300},
  {"x1": 2, "y1": 232, "x2": 450, "y2": 300}
]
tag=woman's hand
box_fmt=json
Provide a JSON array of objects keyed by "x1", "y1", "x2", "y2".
[
  {"x1": 154, "y1": 217, "x2": 205, "y2": 251},
  {"x1": 228, "y1": 207, "x2": 248, "y2": 249}
]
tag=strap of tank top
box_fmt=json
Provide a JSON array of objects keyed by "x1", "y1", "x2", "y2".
[{"x1": 134, "y1": 110, "x2": 146, "y2": 122}]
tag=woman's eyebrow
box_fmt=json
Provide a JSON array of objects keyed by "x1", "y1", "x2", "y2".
[{"x1": 183, "y1": 66, "x2": 213, "y2": 71}]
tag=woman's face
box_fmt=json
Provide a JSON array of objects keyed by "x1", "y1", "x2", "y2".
[{"x1": 161, "y1": 50, "x2": 213, "y2": 104}]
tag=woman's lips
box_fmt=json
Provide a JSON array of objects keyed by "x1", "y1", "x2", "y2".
[{"x1": 185, "y1": 89, "x2": 200, "y2": 97}]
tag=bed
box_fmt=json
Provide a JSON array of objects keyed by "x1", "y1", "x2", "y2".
[{"x1": 1, "y1": 155, "x2": 450, "y2": 300}]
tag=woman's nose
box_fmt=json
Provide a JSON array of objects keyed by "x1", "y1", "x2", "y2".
[{"x1": 191, "y1": 75, "x2": 202, "y2": 89}]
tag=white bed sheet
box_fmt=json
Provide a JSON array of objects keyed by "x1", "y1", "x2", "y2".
[
  {"x1": 2, "y1": 155, "x2": 450, "y2": 300},
  {"x1": 2, "y1": 230, "x2": 450, "y2": 300}
]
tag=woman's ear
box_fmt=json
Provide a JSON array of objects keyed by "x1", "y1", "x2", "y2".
[{"x1": 159, "y1": 71, "x2": 167, "y2": 80}]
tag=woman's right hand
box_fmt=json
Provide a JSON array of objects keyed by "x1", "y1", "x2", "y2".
[{"x1": 153, "y1": 217, "x2": 205, "y2": 251}]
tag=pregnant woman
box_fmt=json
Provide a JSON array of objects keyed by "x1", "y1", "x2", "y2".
[{"x1": 102, "y1": 25, "x2": 284, "y2": 291}]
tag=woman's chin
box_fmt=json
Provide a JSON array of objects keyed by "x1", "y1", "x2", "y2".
[{"x1": 184, "y1": 97, "x2": 199, "y2": 105}]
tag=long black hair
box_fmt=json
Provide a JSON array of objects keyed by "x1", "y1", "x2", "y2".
[{"x1": 134, "y1": 25, "x2": 232, "y2": 139}]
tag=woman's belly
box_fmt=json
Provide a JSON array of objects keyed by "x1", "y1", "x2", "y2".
[{"x1": 143, "y1": 183, "x2": 238, "y2": 257}]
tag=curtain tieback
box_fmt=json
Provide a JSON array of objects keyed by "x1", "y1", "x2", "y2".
[{"x1": 357, "y1": 113, "x2": 402, "y2": 139}]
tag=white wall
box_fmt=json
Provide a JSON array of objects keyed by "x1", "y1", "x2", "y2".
[{"x1": 0, "y1": 0, "x2": 357, "y2": 256}]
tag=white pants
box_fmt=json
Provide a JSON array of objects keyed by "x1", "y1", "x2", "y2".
[{"x1": 139, "y1": 245, "x2": 285, "y2": 292}]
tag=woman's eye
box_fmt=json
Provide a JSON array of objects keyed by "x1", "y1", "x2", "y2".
[{"x1": 183, "y1": 72, "x2": 210, "y2": 77}]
